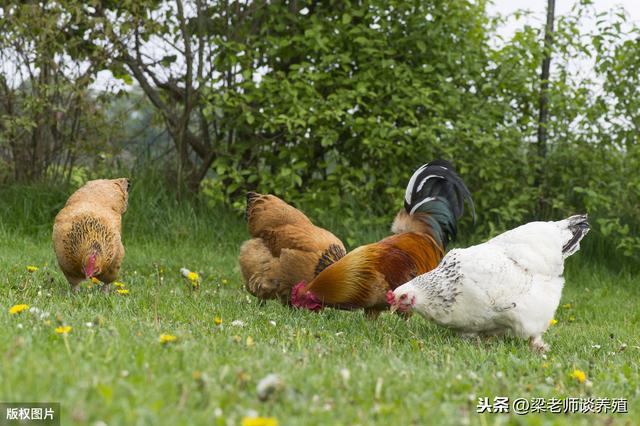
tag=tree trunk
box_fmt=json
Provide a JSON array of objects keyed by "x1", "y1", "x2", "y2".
[{"x1": 536, "y1": 0, "x2": 555, "y2": 216}]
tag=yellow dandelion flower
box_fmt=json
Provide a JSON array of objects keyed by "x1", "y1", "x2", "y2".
[
  {"x1": 187, "y1": 271, "x2": 199, "y2": 281},
  {"x1": 26, "y1": 266, "x2": 38, "y2": 273},
  {"x1": 114, "y1": 282, "x2": 125, "y2": 288},
  {"x1": 55, "y1": 326, "x2": 72, "y2": 334},
  {"x1": 246, "y1": 336, "x2": 255, "y2": 347},
  {"x1": 91, "y1": 277, "x2": 100, "y2": 284},
  {"x1": 117, "y1": 289, "x2": 129, "y2": 295},
  {"x1": 9, "y1": 304, "x2": 30, "y2": 315},
  {"x1": 159, "y1": 334, "x2": 177, "y2": 344},
  {"x1": 569, "y1": 315, "x2": 576, "y2": 322},
  {"x1": 563, "y1": 303, "x2": 572, "y2": 309},
  {"x1": 222, "y1": 279, "x2": 229, "y2": 285},
  {"x1": 549, "y1": 319, "x2": 558, "y2": 326},
  {"x1": 214, "y1": 316, "x2": 222, "y2": 326},
  {"x1": 570, "y1": 369, "x2": 586, "y2": 383},
  {"x1": 542, "y1": 362, "x2": 550, "y2": 369},
  {"x1": 241, "y1": 417, "x2": 278, "y2": 426}
]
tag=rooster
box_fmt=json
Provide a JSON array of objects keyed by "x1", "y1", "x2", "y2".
[
  {"x1": 239, "y1": 192, "x2": 346, "y2": 304},
  {"x1": 389, "y1": 215, "x2": 589, "y2": 352},
  {"x1": 52, "y1": 178, "x2": 130, "y2": 292},
  {"x1": 292, "y1": 160, "x2": 474, "y2": 317}
]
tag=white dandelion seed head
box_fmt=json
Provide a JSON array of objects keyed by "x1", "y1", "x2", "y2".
[
  {"x1": 257, "y1": 373, "x2": 284, "y2": 401},
  {"x1": 340, "y1": 368, "x2": 350, "y2": 382}
]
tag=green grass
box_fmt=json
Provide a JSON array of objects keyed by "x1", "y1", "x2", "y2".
[{"x1": 0, "y1": 187, "x2": 638, "y2": 426}]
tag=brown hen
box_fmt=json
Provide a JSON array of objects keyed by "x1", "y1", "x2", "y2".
[
  {"x1": 52, "y1": 178, "x2": 130, "y2": 292},
  {"x1": 239, "y1": 192, "x2": 345, "y2": 304}
]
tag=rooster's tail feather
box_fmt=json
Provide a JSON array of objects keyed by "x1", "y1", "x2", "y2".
[
  {"x1": 244, "y1": 191, "x2": 260, "y2": 221},
  {"x1": 400, "y1": 160, "x2": 474, "y2": 247},
  {"x1": 314, "y1": 244, "x2": 347, "y2": 276}
]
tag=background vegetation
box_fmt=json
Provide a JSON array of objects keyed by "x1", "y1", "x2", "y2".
[{"x1": 2, "y1": 0, "x2": 639, "y2": 255}]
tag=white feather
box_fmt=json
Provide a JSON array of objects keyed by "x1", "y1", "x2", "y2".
[
  {"x1": 404, "y1": 164, "x2": 427, "y2": 205},
  {"x1": 409, "y1": 197, "x2": 436, "y2": 215},
  {"x1": 394, "y1": 216, "x2": 588, "y2": 351},
  {"x1": 416, "y1": 174, "x2": 444, "y2": 193}
]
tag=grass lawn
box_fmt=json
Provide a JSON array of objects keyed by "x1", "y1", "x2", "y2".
[{"x1": 0, "y1": 214, "x2": 638, "y2": 426}]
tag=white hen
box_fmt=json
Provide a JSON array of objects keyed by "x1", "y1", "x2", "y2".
[{"x1": 389, "y1": 215, "x2": 589, "y2": 352}]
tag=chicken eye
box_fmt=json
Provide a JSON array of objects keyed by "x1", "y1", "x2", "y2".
[{"x1": 400, "y1": 294, "x2": 407, "y2": 300}]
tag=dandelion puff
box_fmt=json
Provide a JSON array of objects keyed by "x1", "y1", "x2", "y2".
[
  {"x1": 257, "y1": 374, "x2": 284, "y2": 401},
  {"x1": 340, "y1": 368, "x2": 350, "y2": 383}
]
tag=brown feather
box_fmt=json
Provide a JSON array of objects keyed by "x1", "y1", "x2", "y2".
[
  {"x1": 302, "y1": 232, "x2": 445, "y2": 311},
  {"x1": 239, "y1": 192, "x2": 345, "y2": 303},
  {"x1": 52, "y1": 178, "x2": 129, "y2": 291}
]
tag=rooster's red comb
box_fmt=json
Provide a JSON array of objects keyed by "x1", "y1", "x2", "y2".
[
  {"x1": 291, "y1": 281, "x2": 307, "y2": 307},
  {"x1": 386, "y1": 290, "x2": 395, "y2": 305}
]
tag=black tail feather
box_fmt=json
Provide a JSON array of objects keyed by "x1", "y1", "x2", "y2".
[
  {"x1": 314, "y1": 244, "x2": 346, "y2": 276},
  {"x1": 245, "y1": 191, "x2": 260, "y2": 221},
  {"x1": 403, "y1": 160, "x2": 475, "y2": 246},
  {"x1": 562, "y1": 214, "x2": 589, "y2": 257}
]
